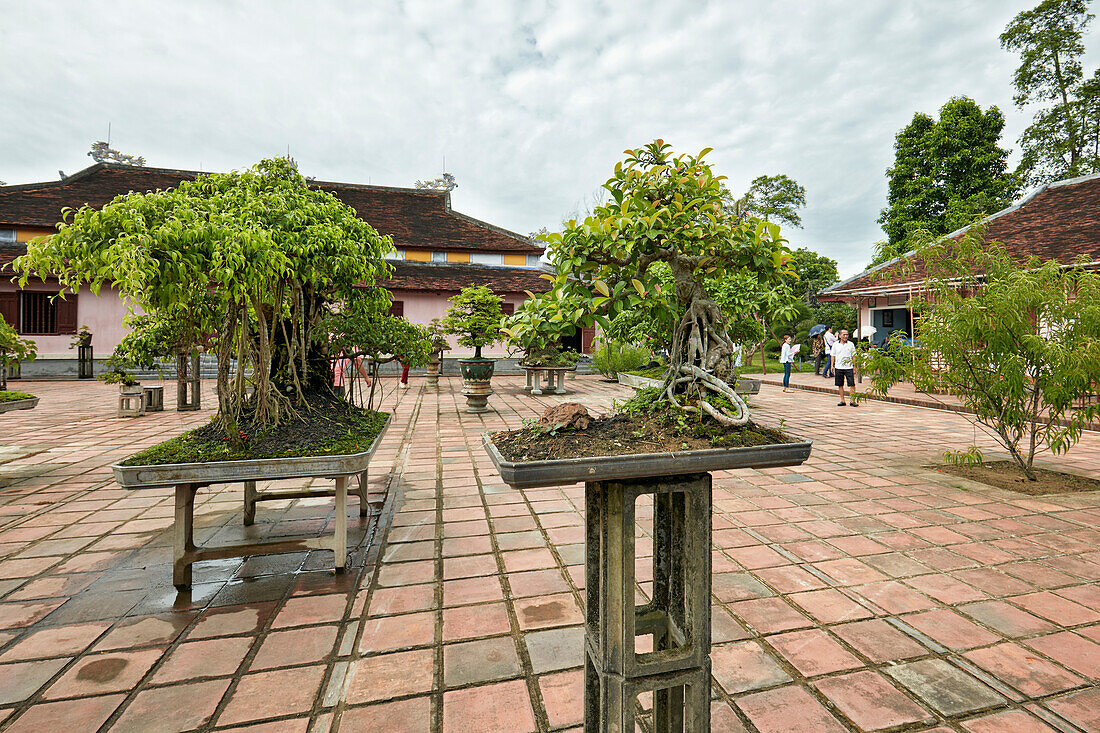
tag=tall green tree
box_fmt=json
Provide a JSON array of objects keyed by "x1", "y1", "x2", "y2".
[
  {"x1": 878, "y1": 97, "x2": 1021, "y2": 256},
  {"x1": 786, "y1": 247, "x2": 838, "y2": 301},
  {"x1": 1002, "y1": 0, "x2": 1100, "y2": 185},
  {"x1": 724, "y1": 174, "x2": 807, "y2": 229}
]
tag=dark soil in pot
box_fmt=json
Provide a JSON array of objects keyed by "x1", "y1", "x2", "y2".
[
  {"x1": 122, "y1": 391, "x2": 387, "y2": 466},
  {"x1": 491, "y1": 411, "x2": 790, "y2": 462}
]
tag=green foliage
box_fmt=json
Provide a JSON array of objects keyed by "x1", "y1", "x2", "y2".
[
  {"x1": 856, "y1": 224, "x2": 1100, "y2": 480},
  {"x1": 1002, "y1": 0, "x2": 1100, "y2": 185},
  {"x1": 323, "y1": 289, "x2": 432, "y2": 370},
  {"x1": 100, "y1": 357, "x2": 138, "y2": 387},
  {"x1": 726, "y1": 174, "x2": 808, "y2": 229},
  {"x1": 441, "y1": 285, "x2": 503, "y2": 359},
  {"x1": 69, "y1": 324, "x2": 92, "y2": 349},
  {"x1": 541, "y1": 140, "x2": 790, "y2": 358},
  {"x1": 12, "y1": 157, "x2": 394, "y2": 436},
  {"x1": 0, "y1": 390, "x2": 35, "y2": 402},
  {"x1": 592, "y1": 339, "x2": 651, "y2": 379},
  {"x1": 944, "y1": 445, "x2": 985, "y2": 468},
  {"x1": 501, "y1": 285, "x2": 581, "y2": 359},
  {"x1": 879, "y1": 97, "x2": 1021, "y2": 254},
  {"x1": 786, "y1": 248, "x2": 839, "y2": 301},
  {"x1": 0, "y1": 320, "x2": 36, "y2": 390}
]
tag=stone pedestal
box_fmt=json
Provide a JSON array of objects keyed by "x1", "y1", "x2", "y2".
[
  {"x1": 584, "y1": 473, "x2": 712, "y2": 732},
  {"x1": 176, "y1": 353, "x2": 201, "y2": 411},
  {"x1": 77, "y1": 345, "x2": 94, "y2": 379},
  {"x1": 118, "y1": 386, "x2": 146, "y2": 418},
  {"x1": 143, "y1": 385, "x2": 164, "y2": 411}
]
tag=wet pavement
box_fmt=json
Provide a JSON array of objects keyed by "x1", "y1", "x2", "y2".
[{"x1": 0, "y1": 375, "x2": 1098, "y2": 732}]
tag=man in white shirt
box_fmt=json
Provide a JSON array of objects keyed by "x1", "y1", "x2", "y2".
[
  {"x1": 822, "y1": 326, "x2": 837, "y2": 378},
  {"x1": 832, "y1": 329, "x2": 858, "y2": 406},
  {"x1": 779, "y1": 335, "x2": 800, "y2": 392}
]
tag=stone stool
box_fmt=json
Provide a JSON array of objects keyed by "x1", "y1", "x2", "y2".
[
  {"x1": 584, "y1": 473, "x2": 712, "y2": 731},
  {"x1": 118, "y1": 387, "x2": 146, "y2": 418},
  {"x1": 143, "y1": 385, "x2": 164, "y2": 411}
]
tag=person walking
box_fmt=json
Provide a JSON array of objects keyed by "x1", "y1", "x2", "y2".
[
  {"x1": 779, "y1": 335, "x2": 800, "y2": 392},
  {"x1": 832, "y1": 329, "x2": 858, "y2": 406},
  {"x1": 822, "y1": 326, "x2": 837, "y2": 378},
  {"x1": 811, "y1": 335, "x2": 825, "y2": 375},
  {"x1": 333, "y1": 353, "x2": 372, "y2": 399}
]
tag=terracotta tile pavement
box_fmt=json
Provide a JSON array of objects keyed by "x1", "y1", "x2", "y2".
[{"x1": 0, "y1": 375, "x2": 1099, "y2": 731}]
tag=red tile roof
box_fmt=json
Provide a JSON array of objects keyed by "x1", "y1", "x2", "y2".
[
  {"x1": 824, "y1": 173, "x2": 1100, "y2": 298},
  {"x1": 0, "y1": 163, "x2": 541, "y2": 254},
  {"x1": 382, "y1": 261, "x2": 552, "y2": 294}
]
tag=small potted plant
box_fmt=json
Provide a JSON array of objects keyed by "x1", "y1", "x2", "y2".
[
  {"x1": 425, "y1": 318, "x2": 451, "y2": 387},
  {"x1": 0, "y1": 320, "x2": 38, "y2": 413},
  {"x1": 503, "y1": 291, "x2": 583, "y2": 394},
  {"x1": 442, "y1": 285, "x2": 503, "y2": 412},
  {"x1": 69, "y1": 324, "x2": 94, "y2": 378}
]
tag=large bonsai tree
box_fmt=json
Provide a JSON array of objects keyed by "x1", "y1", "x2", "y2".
[
  {"x1": 13, "y1": 158, "x2": 393, "y2": 438},
  {"x1": 545, "y1": 141, "x2": 790, "y2": 425},
  {"x1": 442, "y1": 285, "x2": 503, "y2": 359}
]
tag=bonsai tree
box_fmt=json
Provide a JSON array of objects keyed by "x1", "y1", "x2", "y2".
[
  {"x1": 544, "y1": 140, "x2": 790, "y2": 425},
  {"x1": 69, "y1": 324, "x2": 93, "y2": 349},
  {"x1": 502, "y1": 286, "x2": 582, "y2": 366},
  {"x1": 428, "y1": 318, "x2": 451, "y2": 357},
  {"x1": 0, "y1": 320, "x2": 36, "y2": 391},
  {"x1": 13, "y1": 158, "x2": 393, "y2": 444},
  {"x1": 858, "y1": 224, "x2": 1100, "y2": 481},
  {"x1": 322, "y1": 288, "x2": 432, "y2": 409},
  {"x1": 442, "y1": 285, "x2": 503, "y2": 359},
  {"x1": 100, "y1": 353, "x2": 138, "y2": 387}
]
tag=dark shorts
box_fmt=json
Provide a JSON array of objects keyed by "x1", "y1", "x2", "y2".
[{"x1": 834, "y1": 369, "x2": 854, "y2": 387}]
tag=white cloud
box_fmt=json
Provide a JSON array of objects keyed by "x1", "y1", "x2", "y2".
[{"x1": 2, "y1": 0, "x2": 1097, "y2": 277}]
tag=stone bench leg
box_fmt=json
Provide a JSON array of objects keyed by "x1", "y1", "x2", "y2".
[
  {"x1": 531, "y1": 370, "x2": 546, "y2": 395},
  {"x1": 243, "y1": 481, "x2": 257, "y2": 525},
  {"x1": 333, "y1": 476, "x2": 347, "y2": 570},
  {"x1": 584, "y1": 473, "x2": 712, "y2": 732},
  {"x1": 173, "y1": 483, "x2": 198, "y2": 589}
]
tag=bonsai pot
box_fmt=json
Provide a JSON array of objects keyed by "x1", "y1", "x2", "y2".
[
  {"x1": 426, "y1": 352, "x2": 442, "y2": 387},
  {"x1": 458, "y1": 357, "x2": 495, "y2": 413},
  {"x1": 483, "y1": 431, "x2": 812, "y2": 489}
]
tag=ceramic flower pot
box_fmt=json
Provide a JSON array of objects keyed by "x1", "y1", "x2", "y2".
[{"x1": 458, "y1": 358, "x2": 495, "y2": 412}]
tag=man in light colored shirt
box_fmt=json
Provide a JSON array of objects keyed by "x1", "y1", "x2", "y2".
[
  {"x1": 779, "y1": 335, "x2": 800, "y2": 392},
  {"x1": 822, "y1": 326, "x2": 837, "y2": 378},
  {"x1": 832, "y1": 329, "x2": 858, "y2": 406}
]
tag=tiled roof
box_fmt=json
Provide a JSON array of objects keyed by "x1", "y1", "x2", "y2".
[
  {"x1": 0, "y1": 245, "x2": 26, "y2": 269},
  {"x1": 382, "y1": 261, "x2": 552, "y2": 294},
  {"x1": 0, "y1": 163, "x2": 541, "y2": 254},
  {"x1": 824, "y1": 173, "x2": 1100, "y2": 297}
]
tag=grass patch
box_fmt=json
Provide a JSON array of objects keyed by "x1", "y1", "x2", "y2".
[
  {"x1": 122, "y1": 393, "x2": 389, "y2": 466},
  {"x1": 0, "y1": 391, "x2": 35, "y2": 403}
]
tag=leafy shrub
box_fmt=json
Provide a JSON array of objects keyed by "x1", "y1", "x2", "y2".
[{"x1": 592, "y1": 340, "x2": 650, "y2": 379}]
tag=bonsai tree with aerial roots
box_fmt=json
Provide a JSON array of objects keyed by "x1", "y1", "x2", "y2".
[
  {"x1": 13, "y1": 158, "x2": 394, "y2": 441},
  {"x1": 544, "y1": 140, "x2": 791, "y2": 425}
]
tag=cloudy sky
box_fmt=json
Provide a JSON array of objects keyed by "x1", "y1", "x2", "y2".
[{"x1": 3, "y1": 0, "x2": 1098, "y2": 277}]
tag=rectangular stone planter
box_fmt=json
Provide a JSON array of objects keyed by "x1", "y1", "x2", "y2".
[
  {"x1": 112, "y1": 415, "x2": 390, "y2": 589},
  {"x1": 0, "y1": 397, "x2": 39, "y2": 414},
  {"x1": 483, "y1": 431, "x2": 812, "y2": 490}
]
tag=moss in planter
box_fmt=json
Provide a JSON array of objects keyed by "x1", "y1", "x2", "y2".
[
  {"x1": 0, "y1": 391, "x2": 35, "y2": 403},
  {"x1": 122, "y1": 393, "x2": 388, "y2": 466},
  {"x1": 624, "y1": 366, "x2": 666, "y2": 379}
]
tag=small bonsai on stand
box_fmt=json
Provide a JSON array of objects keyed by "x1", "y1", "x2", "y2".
[
  {"x1": 0, "y1": 320, "x2": 37, "y2": 404},
  {"x1": 442, "y1": 285, "x2": 503, "y2": 412},
  {"x1": 426, "y1": 319, "x2": 451, "y2": 387}
]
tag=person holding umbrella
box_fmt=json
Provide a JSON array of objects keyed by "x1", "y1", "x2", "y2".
[{"x1": 808, "y1": 324, "x2": 828, "y2": 375}]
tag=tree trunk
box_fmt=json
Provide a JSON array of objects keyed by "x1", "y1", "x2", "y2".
[{"x1": 662, "y1": 257, "x2": 750, "y2": 426}]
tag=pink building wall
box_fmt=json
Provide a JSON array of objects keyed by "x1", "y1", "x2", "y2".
[
  {"x1": 391, "y1": 290, "x2": 527, "y2": 358},
  {"x1": 0, "y1": 281, "x2": 134, "y2": 359}
]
